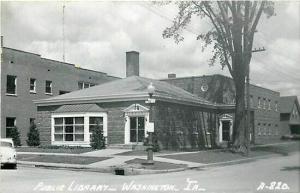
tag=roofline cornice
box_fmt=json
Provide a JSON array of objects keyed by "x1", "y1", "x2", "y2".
[{"x1": 35, "y1": 93, "x2": 235, "y2": 110}]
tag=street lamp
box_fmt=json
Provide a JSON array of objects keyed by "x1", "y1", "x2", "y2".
[{"x1": 143, "y1": 82, "x2": 155, "y2": 165}]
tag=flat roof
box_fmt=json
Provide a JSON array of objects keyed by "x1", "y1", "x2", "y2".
[
  {"x1": 161, "y1": 74, "x2": 280, "y2": 94},
  {"x1": 3, "y1": 46, "x2": 119, "y2": 78}
]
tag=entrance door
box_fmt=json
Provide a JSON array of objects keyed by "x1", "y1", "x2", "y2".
[
  {"x1": 222, "y1": 120, "x2": 230, "y2": 141},
  {"x1": 129, "y1": 117, "x2": 145, "y2": 143}
]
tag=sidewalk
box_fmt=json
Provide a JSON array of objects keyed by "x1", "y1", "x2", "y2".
[{"x1": 17, "y1": 141, "x2": 299, "y2": 175}]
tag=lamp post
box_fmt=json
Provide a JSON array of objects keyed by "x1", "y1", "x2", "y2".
[{"x1": 144, "y1": 82, "x2": 155, "y2": 165}]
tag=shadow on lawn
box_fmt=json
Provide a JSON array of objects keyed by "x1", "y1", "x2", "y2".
[
  {"x1": 281, "y1": 166, "x2": 300, "y2": 171},
  {"x1": 251, "y1": 146, "x2": 290, "y2": 156}
]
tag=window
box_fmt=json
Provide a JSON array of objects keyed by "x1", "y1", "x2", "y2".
[
  {"x1": 275, "y1": 101, "x2": 278, "y2": 112},
  {"x1": 258, "y1": 97, "x2": 261, "y2": 108},
  {"x1": 6, "y1": 117, "x2": 16, "y2": 138},
  {"x1": 257, "y1": 123, "x2": 261, "y2": 136},
  {"x1": 30, "y1": 78, "x2": 36, "y2": 93},
  {"x1": 268, "y1": 124, "x2": 272, "y2": 135},
  {"x1": 263, "y1": 98, "x2": 266, "y2": 109},
  {"x1": 280, "y1": 113, "x2": 290, "y2": 121},
  {"x1": 6, "y1": 75, "x2": 17, "y2": 95},
  {"x1": 45, "y1": 80, "x2": 52, "y2": 94},
  {"x1": 53, "y1": 117, "x2": 84, "y2": 142},
  {"x1": 78, "y1": 82, "x2": 96, "y2": 90},
  {"x1": 268, "y1": 99, "x2": 272, "y2": 110},
  {"x1": 52, "y1": 113, "x2": 106, "y2": 145},
  {"x1": 263, "y1": 124, "x2": 267, "y2": 135}
]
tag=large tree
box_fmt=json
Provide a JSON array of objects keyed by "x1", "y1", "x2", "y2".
[{"x1": 163, "y1": 1, "x2": 275, "y2": 153}]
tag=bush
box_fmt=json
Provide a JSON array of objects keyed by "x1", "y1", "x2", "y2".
[
  {"x1": 26, "y1": 123, "x2": 40, "y2": 146},
  {"x1": 90, "y1": 122, "x2": 106, "y2": 149},
  {"x1": 6, "y1": 126, "x2": 21, "y2": 146}
]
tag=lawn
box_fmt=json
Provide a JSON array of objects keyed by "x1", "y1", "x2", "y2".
[
  {"x1": 125, "y1": 158, "x2": 187, "y2": 170},
  {"x1": 17, "y1": 154, "x2": 111, "y2": 165},
  {"x1": 160, "y1": 141, "x2": 300, "y2": 164},
  {"x1": 16, "y1": 146, "x2": 93, "y2": 154},
  {"x1": 251, "y1": 141, "x2": 300, "y2": 156}
]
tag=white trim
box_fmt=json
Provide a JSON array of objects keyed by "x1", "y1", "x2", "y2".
[
  {"x1": 219, "y1": 114, "x2": 233, "y2": 143},
  {"x1": 123, "y1": 103, "x2": 149, "y2": 113},
  {"x1": 51, "y1": 112, "x2": 107, "y2": 146},
  {"x1": 124, "y1": 104, "x2": 150, "y2": 144}
]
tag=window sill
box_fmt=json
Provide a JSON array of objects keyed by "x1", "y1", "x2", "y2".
[
  {"x1": 45, "y1": 93, "x2": 53, "y2": 96},
  {"x1": 30, "y1": 91, "x2": 37, "y2": 94},
  {"x1": 6, "y1": 93, "x2": 17, "y2": 97}
]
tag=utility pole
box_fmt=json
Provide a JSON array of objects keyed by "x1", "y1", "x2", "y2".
[
  {"x1": 62, "y1": 2, "x2": 66, "y2": 62},
  {"x1": 246, "y1": 47, "x2": 266, "y2": 156}
]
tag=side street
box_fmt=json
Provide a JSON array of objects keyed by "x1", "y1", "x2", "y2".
[{"x1": 10, "y1": 141, "x2": 300, "y2": 175}]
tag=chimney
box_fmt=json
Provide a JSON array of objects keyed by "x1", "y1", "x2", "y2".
[
  {"x1": 168, "y1": 73, "x2": 176, "y2": 79},
  {"x1": 126, "y1": 51, "x2": 139, "y2": 77}
]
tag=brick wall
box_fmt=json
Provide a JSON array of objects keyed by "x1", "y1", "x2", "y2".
[
  {"x1": 1, "y1": 47, "x2": 118, "y2": 145},
  {"x1": 162, "y1": 74, "x2": 281, "y2": 144},
  {"x1": 153, "y1": 101, "x2": 222, "y2": 150},
  {"x1": 36, "y1": 106, "x2": 60, "y2": 145}
]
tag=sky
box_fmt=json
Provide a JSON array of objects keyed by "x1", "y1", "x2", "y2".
[{"x1": 1, "y1": 1, "x2": 299, "y2": 99}]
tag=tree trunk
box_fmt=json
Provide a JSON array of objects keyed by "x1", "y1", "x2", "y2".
[{"x1": 231, "y1": 65, "x2": 247, "y2": 154}]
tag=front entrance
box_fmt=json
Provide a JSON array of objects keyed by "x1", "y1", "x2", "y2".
[
  {"x1": 222, "y1": 121, "x2": 230, "y2": 141},
  {"x1": 219, "y1": 114, "x2": 233, "y2": 143},
  {"x1": 129, "y1": 117, "x2": 145, "y2": 143}
]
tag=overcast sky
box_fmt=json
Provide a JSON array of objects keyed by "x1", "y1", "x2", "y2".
[{"x1": 1, "y1": 1, "x2": 299, "y2": 99}]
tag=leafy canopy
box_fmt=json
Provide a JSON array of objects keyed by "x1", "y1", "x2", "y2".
[{"x1": 163, "y1": 1, "x2": 275, "y2": 78}]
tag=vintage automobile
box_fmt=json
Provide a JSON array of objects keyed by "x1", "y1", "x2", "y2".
[{"x1": 0, "y1": 138, "x2": 17, "y2": 169}]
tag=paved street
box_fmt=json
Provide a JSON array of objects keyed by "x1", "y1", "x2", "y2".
[{"x1": 1, "y1": 151, "x2": 299, "y2": 193}]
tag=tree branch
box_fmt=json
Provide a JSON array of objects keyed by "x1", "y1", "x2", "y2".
[
  {"x1": 250, "y1": 1, "x2": 265, "y2": 35},
  {"x1": 249, "y1": 1, "x2": 258, "y2": 24}
]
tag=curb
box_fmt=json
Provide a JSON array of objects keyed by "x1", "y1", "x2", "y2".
[
  {"x1": 188, "y1": 153, "x2": 277, "y2": 170},
  {"x1": 112, "y1": 165, "x2": 187, "y2": 175},
  {"x1": 18, "y1": 161, "x2": 113, "y2": 173}
]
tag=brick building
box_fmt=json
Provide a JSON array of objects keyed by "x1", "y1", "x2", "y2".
[
  {"x1": 280, "y1": 96, "x2": 300, "y2": 135},
  {"x1": 36, "y1": 51, "x2": 269, "y2": 149},
  {"x1": 0, "y1": 46, "x2": 118, "y2": 144},
  {"x1": 2, "y1": 46, "x2": 294, "y2": 148},
  {"x1": 161, "y1": 74, "x2": 281, "y2": 144}
]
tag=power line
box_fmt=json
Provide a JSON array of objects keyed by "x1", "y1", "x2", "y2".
[{"x1": 138, "y1": 2, "x2": 201, "y2": 36}]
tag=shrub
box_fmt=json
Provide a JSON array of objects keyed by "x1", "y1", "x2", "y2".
[
  {"x1": 90, "y1": 122, "x2": 105, "y2": 149},
  {"x1": 26, "y1": 123, "x2": 40, "y2": 146},
  {"x1": 7, "y1": 126, "x2": 21, "y2": 146}
]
